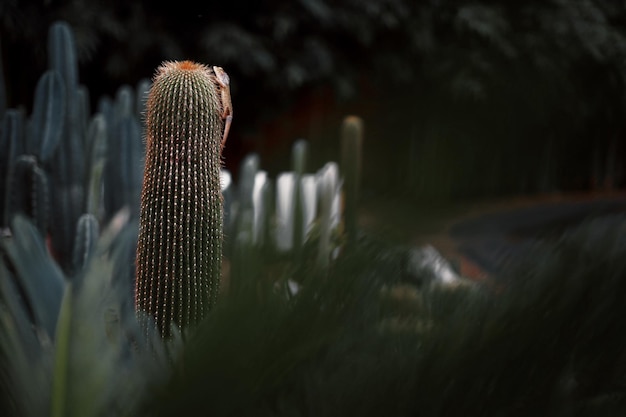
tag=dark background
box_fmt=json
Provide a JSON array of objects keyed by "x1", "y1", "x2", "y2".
[{"x1": 2, "y1": 0, "x2": 626, "y2": 201}]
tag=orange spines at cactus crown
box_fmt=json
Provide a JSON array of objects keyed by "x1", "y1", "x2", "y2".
[{"x1": 135, "y1": 60, "x2": 229, "y2": 337}]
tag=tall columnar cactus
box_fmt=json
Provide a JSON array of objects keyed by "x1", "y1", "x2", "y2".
[
  {"x1": 48, "y1": 20, "x2": 83, "y2": 186},
  {"x1": 28, "y1": 70, "x2": 65, "y2": 162},
  {"x1": 237, "y1": 153, "x2": 260, "y2": 215},
  {"x1": 0, "y1": 37, "x2": 6, "y2": 117},
  {"x1": 1, "y1": 110, "x2": 26, "y2": 226},
  {"x1": 135, "y1": 61, "x2": 231, "y2": 337},
  {"x1": 340, "y1": 116, "x2": 363, "y2": 248},
  {"x1": 47, "y1": 21, "x2": 86, "y2": 270},
  {"x1": 228, "y1": 153, "x2": 259, "y2": 253},
  {"x1": 104, "y1": 114, "x2": 143, "y2": 221},
  {"x1": 291, "y1": 139, "x2": 309, "y2": 254},
  {"x1": 84, "y1": 114, "x2": 107, "y2": 219}
]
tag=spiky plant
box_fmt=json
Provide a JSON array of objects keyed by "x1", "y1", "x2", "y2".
[{"x1": 135, "y1": 61, "x2": 231, "y2": 337}]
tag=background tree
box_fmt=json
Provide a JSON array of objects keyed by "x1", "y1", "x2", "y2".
[{"x1": 2, "y1": 0, "x2": 626, "y2": 199}]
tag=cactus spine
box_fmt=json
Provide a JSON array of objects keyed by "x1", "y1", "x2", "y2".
[{"x1": 135, "y1": 61, "x2": 227, "y2": 337}]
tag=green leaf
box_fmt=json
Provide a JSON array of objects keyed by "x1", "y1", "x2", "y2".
[
  {"x1": 2, "y1": 215, "x2": 65, "y2": 338},
  {"x1": 0, "y1": 261, "x2": 52, "y2": 417},
  {"x1": 50, "y1": 283, "x2": 72, "y2": 417}
]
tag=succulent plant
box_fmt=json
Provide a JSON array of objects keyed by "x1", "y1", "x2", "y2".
[{"x1": 135, "y1": 61, "x2": 230, "y2": 337}]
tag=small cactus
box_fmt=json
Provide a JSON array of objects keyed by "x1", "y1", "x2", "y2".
[{"x1": 135, "y1": 61, "x2": 230, "y2": 337}]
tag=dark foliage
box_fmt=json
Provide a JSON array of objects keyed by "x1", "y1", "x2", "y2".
[
  {"x1": 2, "y1": 1, "x2": 626, "y2": 196},
  {"x1": 138, "y1": 217, "x2": 626, "y2": 417},
  {"x1": 2, "y1": 213, "x2": 626, "y2": 416}
]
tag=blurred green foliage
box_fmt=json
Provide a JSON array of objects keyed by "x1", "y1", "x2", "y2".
[{"x1": 3, "y1": 212, "x2": 626, "y2": 416}]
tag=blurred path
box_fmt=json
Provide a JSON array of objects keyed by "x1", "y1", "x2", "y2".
[{"x1": 359, "y1": 191, "x2": 626, "y2": 280}]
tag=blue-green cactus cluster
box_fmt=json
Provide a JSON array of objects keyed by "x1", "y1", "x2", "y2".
[{"x1": 0, "y1": 21, "x2": 146, "y2": 274}]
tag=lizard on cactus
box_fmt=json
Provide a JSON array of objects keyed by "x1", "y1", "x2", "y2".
[{"x1": 135, "y1": 61, "x2": 232, "y2": 337}]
